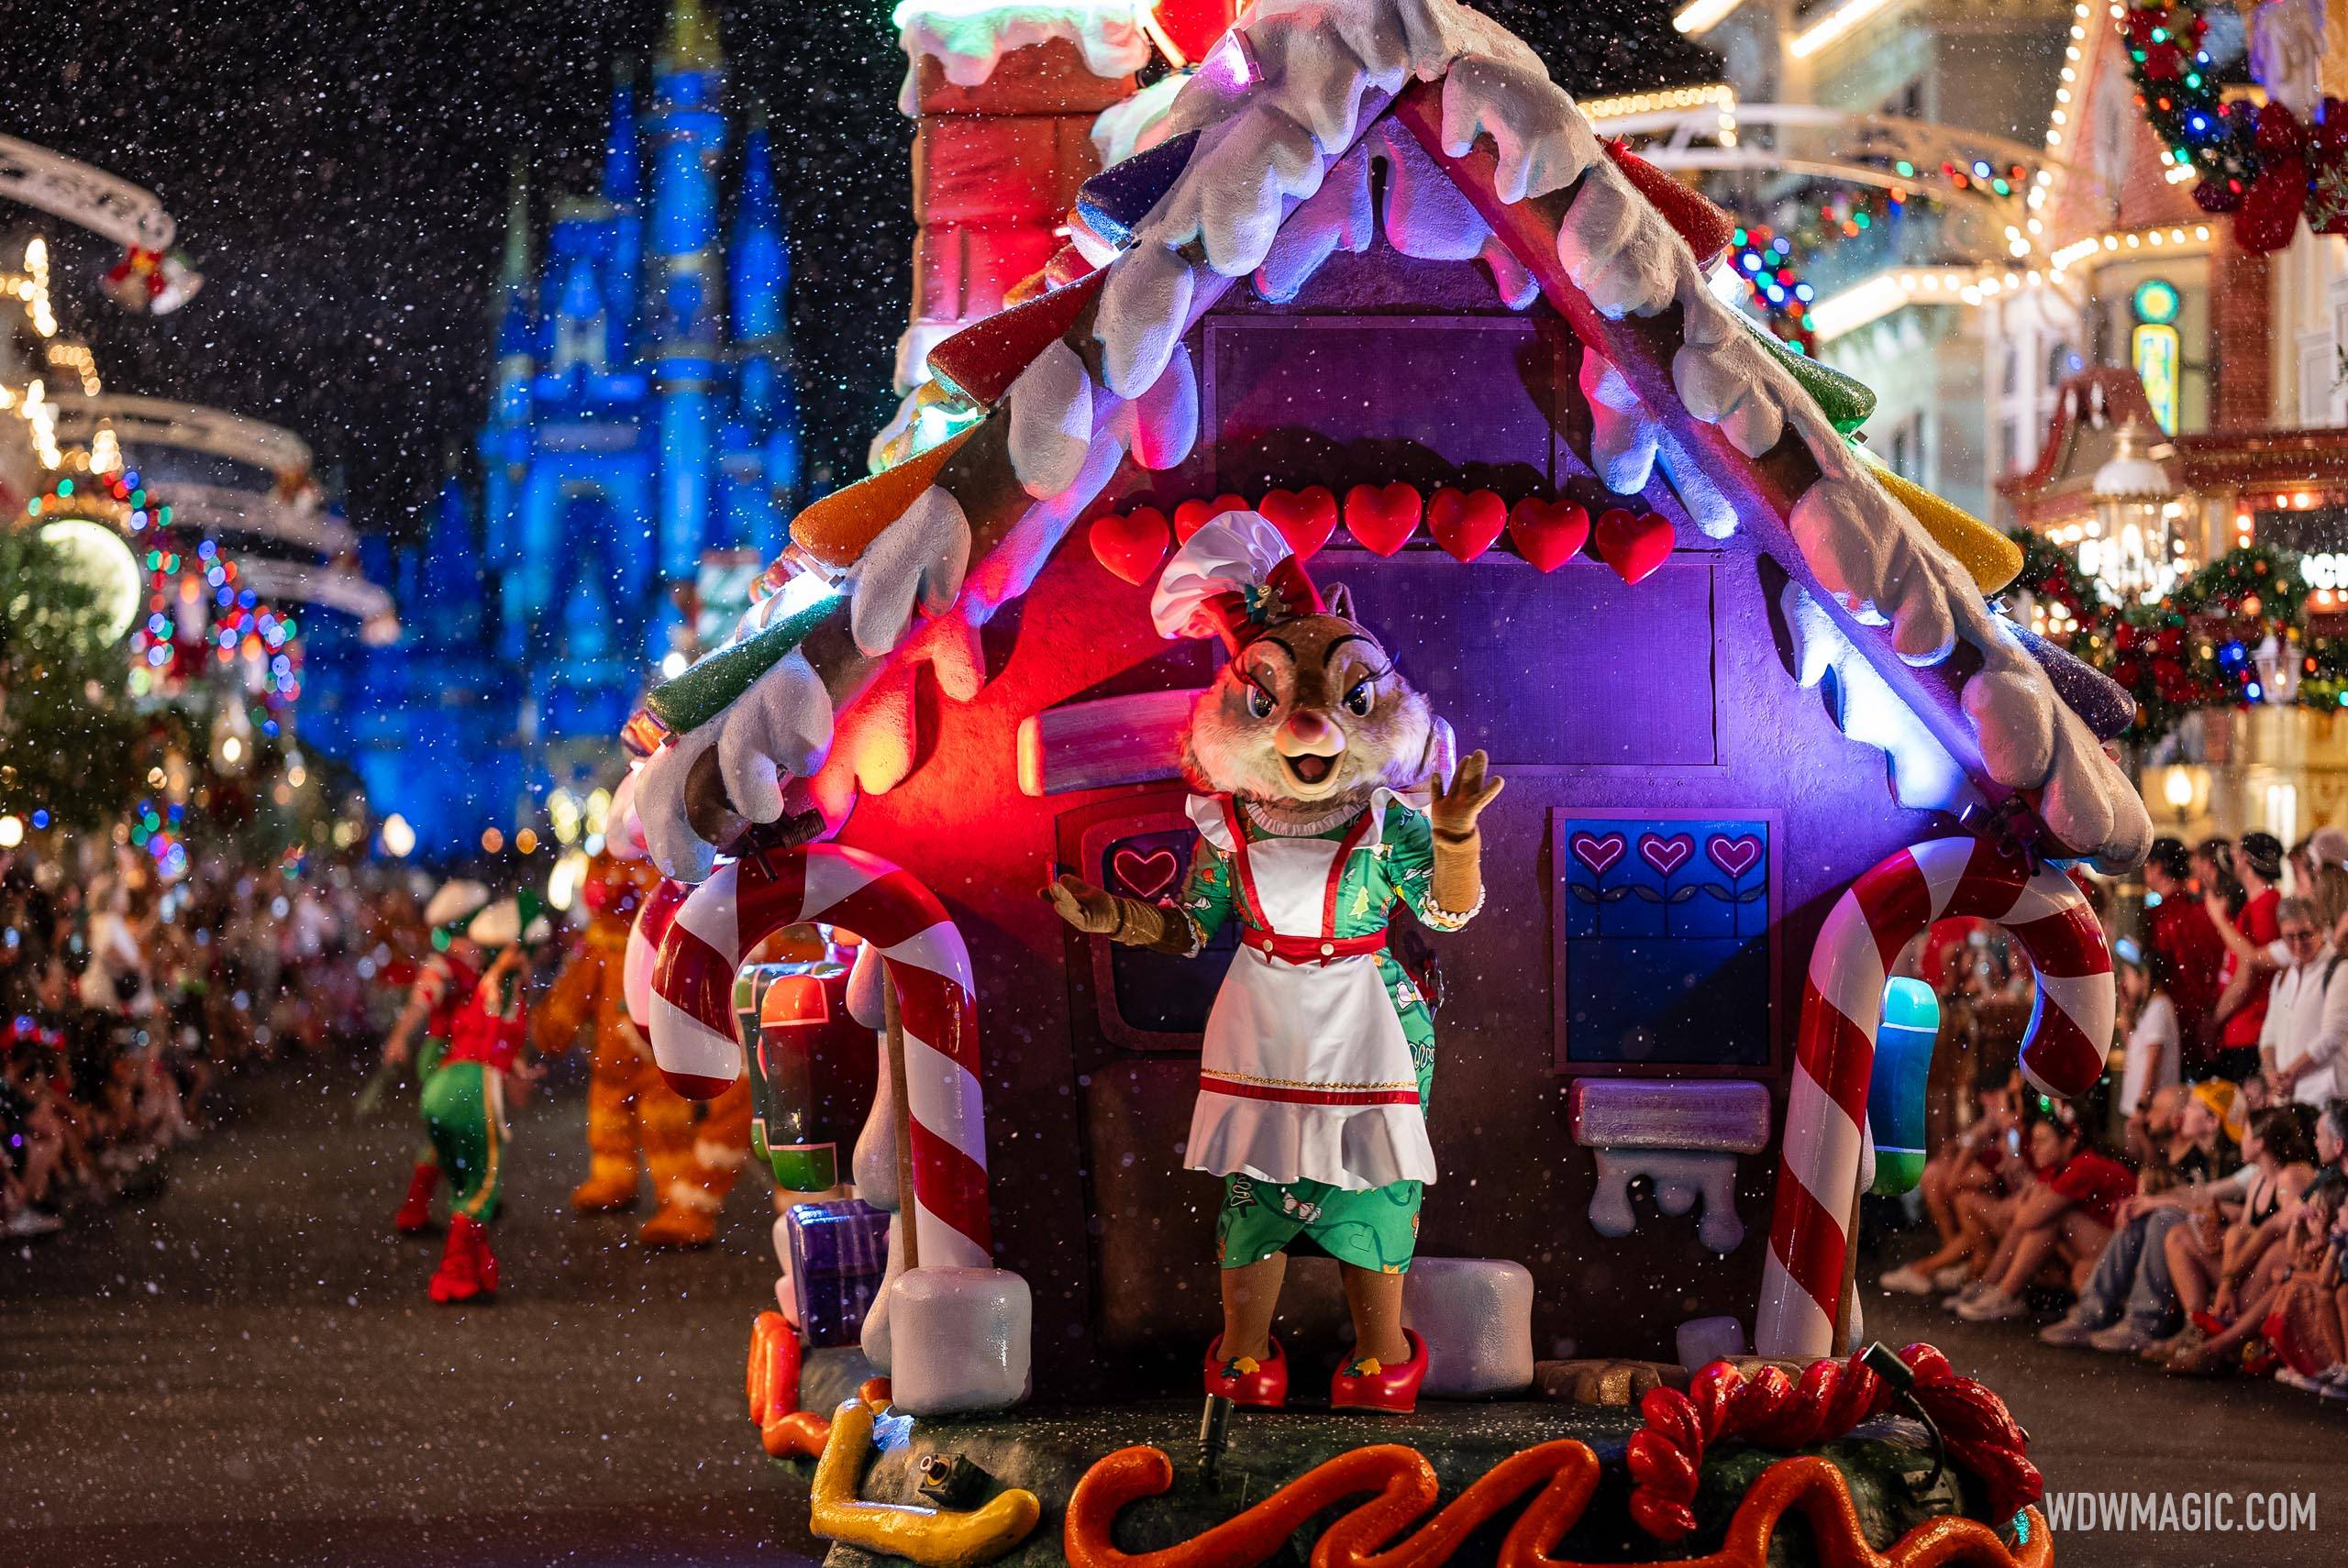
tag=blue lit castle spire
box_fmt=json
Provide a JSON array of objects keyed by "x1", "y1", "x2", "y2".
[{"x1": 371, "y1": 0, "x2": 802, "y2": 861}]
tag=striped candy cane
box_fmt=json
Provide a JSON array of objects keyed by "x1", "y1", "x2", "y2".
[
  {"x1": 624, "y1": 876, "x2": 692, "y2": 1033},
  {"x1": 1756, "y1": 835, "x2": 2112, "y2": 1361},
  {"x1": 648, "y1": 843, "x2": 991, "y2": 1270}
]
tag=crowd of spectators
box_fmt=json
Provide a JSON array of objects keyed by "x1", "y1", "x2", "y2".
[
  {"x1": 1, "y1": 839, "x2": 416, "y2": 1241},
  {"x1": 1878, "y1": 831, "x2": 2348, "y2": 1404}
]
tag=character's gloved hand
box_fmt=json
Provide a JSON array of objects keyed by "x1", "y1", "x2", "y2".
[
  {"x1": 1042, "y1": 874, "x2": 1196, "y2": 955},
  {"x1": 1428, "y1": 749, "x2": 1505, "y2": 844},
  {"x1": 1043, "y1": 874, "x2": 1121, "y2": 934}
]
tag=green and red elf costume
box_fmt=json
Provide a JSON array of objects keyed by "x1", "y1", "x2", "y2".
[
  {"x1": 1046, "y1": 514, "x2": 1501, "y2": 1415},
  {"x1": 387, "y1": 880, "x2": 491, "y2": 1234},
  {"x1": 420, "y1": 896, "x2": 549, "y2": 1304}
]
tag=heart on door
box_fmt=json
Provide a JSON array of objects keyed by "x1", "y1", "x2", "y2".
[
  {"x1": 1110, "y1": 846, "x2": 1181, "y2": 899},
  {"x1": 1638, "y1": 833, "x2": 1694, "y2": 876},
  {"x1": 1426, "y1": 487, "x2": 1508, "y2": 563},
  {"x1": 1507, "y1": 497, "x2": 1590, "y2": 572},
  {"x1": 1569, "y1": 832, "x2": 1626, "y2": 876},
  {"x1": 1594, "y1": 508, "x2": 1675, "y2": 585},
  {"x1": 1707, "y1": 834, "x2": 1763, "y2": 878}
]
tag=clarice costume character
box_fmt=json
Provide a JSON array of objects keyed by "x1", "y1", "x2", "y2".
[
  {"x1": 1047, "y1": 514, "x2": 1501, "y2": 1415},
  {"x1": 381, "y1": 878, "x2": 491, "y2": 1234},
  {"x1": 419, "y1": 896, "x2": 550, "y2": 1303},
  {"x1": 531, "y1": 850, "x2": 750, "y2": 1248}
]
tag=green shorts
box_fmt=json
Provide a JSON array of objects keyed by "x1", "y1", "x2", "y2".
[{"x1": 1216, "y1": 1173, "x2": 1423, "y2": 1274}]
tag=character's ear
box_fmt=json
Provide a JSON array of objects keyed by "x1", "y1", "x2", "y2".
[{"x1": 1324, "y1": 582, "x2": 1353, "y2": 622}]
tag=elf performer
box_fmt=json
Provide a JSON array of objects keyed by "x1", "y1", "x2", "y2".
[
  {"x1": 381, "y1": 878, "x2": 491, "y2": 1234},
  {"x1": 419, "y1": 897, "x2": 548, "y2": 1304},
  {"x1": 1047, "y1": 515, "x2": 1501, "y2": 1415},
  {"x1": 531, "y1": 850, "x2": 752, "y2": 1247}
]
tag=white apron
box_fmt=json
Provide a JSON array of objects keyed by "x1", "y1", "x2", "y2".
[{"x1": 1183, "y1": 792, "x2": 1437, "y2": 1192}]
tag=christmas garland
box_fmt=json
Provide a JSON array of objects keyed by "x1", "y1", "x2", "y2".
[
  {"x1": 2120, "y1": 0, "x2": 2348, "y2": 252},
  {"x1": 2005, "y1": 533, "x2": 2338, "y2": 741}
]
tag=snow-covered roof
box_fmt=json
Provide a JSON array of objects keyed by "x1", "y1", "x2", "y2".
[{"x1": 633, "y1": 0, "x2": 2150, "y2": 882}]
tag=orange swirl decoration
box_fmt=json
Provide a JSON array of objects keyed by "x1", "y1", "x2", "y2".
[{"x1": 1065, "y1": 1444, "x2": 2051, "y2": 1568}]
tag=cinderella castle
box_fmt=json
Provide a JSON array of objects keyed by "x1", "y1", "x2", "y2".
[{"x1": 347, "y1": 0, "x2": 801, "y2": 860}]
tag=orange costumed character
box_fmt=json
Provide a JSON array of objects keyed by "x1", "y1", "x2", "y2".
[{"x1": 532, "y1": 852, "x2": 753, "y2": 1248}]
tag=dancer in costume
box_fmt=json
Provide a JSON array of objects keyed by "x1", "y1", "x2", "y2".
[
  {"x1": 381, "y1": 879, "x2": 490, "y2": 1234},
  {"x1": 1047, "y1": 514, "x2": 1501, "y2": 1415},
  {"x1": 420, "y1": 896, "x2": 549, "y2": 1303},
  {"x1": 532, "y1": 850, "x2": 750, "y2": 1247}
]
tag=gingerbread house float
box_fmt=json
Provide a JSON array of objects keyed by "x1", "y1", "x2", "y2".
[{"x1": 620, "y1": 2, "x2": 2145, "y2": 1560}]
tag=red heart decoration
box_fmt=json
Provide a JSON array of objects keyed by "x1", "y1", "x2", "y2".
[
  {"x1": 1257, "y1": 485, "x2": 1338, "y2": 559},
  {"x1": 1425, "y1": 488, "x2": 1507, "y2": 563},
  {"x1": 1594, "y1": 508, "x2": 1674, "y2": 585},
  {"x1": 1344, "y1": 482, "x2": 1422, "y2": 556},
  {"x1": 1172, "y1": 492, "x2": 1248, "y2": 542},
  {"x1": 1638, "y1": 833, "x2": 1694, "y2": 877},
  {"x1": 1089, "y1": 509, "x2": 1171, "y2": 586},
  {"x1": 1507, "y1": 497, "x2": 1590, "y2": 572},
  {"x1": 1110, "y1": 845, "x2": 1180, "y2": 899}
]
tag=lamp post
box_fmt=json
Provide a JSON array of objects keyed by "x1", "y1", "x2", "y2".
[{"x1": 2085, "y1": 416, "x2": 2183, "y2": 603}]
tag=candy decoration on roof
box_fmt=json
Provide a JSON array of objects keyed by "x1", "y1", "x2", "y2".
[
  {"x1": 1744, "y1": 317, "x2": 1876, "y2": 436},
  {"x1": 925, "y1": 271, "x2": 1110, "y2": 408},
  {"x1": 1856, "y1": 451, "x2": 2021, "y2": 592},
  {"x1": 1602, "y1": 139, "x2": 1734, "y2": 265},
  {"x1": 2010, "y1": 619, "x2": 2137, "y2": 741},
  {"x1": 1074, "y1": 128, "x2": 1201, "y2": 247}
]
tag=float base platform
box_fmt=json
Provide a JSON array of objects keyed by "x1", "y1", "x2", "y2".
[{"x1": 792, "y1": 1392, "x2": 2007, "y2": 1568}]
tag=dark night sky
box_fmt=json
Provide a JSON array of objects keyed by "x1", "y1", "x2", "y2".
[{"x1": 0, "y1": 1, "x2": 1714, "y2": 543}]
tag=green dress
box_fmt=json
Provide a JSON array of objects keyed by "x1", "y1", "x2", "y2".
[{"x1": 1176, "y1": 792, "x2": 1470, "y2": 1275}]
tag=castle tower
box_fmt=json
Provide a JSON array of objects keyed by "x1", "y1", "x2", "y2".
[
  {"x1": 725, "y1": 113, "x2": 799, "y2": 550},
  {"x1": 601, "y1": 60, "x2": 645, "y2": 369},
  {"x1": 645, "y1": 0, "x2": 726, "y2": 624},
  {"x1": 481, "y1": 159, "x2": 533, "y2": 637}
]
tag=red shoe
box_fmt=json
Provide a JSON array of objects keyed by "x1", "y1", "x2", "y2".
[
  {"x1": 1331, "y1": 1329, "x2": 1428, "y2": 1414},
  {"x1": 428, "y1": 1216, "x2": 483, "y2": 1304},
  {"x1": 393, "y1": 1162, "x2": 440, "y2": 1234},
  {"x1": 471, "y1": 1219, "x2": 500, "y2": 1297},
  {"x1": 1203, "y1": 1334, "x2": 1288, "y2": 1409}
]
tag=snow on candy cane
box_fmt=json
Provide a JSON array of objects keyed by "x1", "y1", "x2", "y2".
[
  {"x1": 1756, "y1": 836, "x2": 2111, "y2": 1361},
  {"x1": 648, "y1": 841, "x2": 992, "y2": 1271}
]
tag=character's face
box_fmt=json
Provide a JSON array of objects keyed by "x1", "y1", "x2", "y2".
[{"x1": 1184, "y1": 611, "x2": 1433, "y2": 806}]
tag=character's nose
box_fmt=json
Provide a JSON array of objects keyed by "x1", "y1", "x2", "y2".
[{"x1": 1275, "y1": 710, "x2": 1346, "y2": 757}]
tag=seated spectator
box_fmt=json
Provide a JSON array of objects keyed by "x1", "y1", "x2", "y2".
[
  {"x1": 2041, "y1": 1081, "x2": 2245, "y2": 1352},
  {"x1": 1878, "y1": 1076, "x2": 2025, "y2": 1296},
  {"x1": 1952, "y1": 1105, "x2": 2136, "y2": 1321},
  {"x1": 2150, "y1": 1104, "x2": 2320, "y2": 1365}
]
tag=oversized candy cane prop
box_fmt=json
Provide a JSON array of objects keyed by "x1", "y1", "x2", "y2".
[
  {"x1": 648, "y1": 843, "x2": 991, "y2": 1270},
  {"x1": 1756, "y1": 836, "x2": 2111, "y2": 1361},
  {"x1": 624, "y1": 876, "x2": 692, "y2": 1032}
]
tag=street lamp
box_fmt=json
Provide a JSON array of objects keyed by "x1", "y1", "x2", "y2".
[{"x1": 2084, "y1": 416, "x2": 2182, "y2": 602}]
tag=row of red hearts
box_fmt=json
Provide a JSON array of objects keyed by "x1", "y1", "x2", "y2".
[{"x1": 1086, "y1": 483, "x2": 1678, "y2": 589}]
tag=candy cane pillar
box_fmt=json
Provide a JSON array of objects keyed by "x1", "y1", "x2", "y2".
[
  {"x1": 648, "y1": 842, "x2": 992, "y2": 1272},
  {"x1": 1756, "y1": 836, "x2": 2112, "y2": 1361}
]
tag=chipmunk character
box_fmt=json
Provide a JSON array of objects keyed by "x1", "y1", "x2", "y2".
[{"x1": 1046, "y1": 513, "x2": 1501, "y2": 1415}]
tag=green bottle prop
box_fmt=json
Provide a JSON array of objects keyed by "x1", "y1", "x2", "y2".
[
  {"x1": 734, "y1": 962, "x2": 844, "y2": 1192},
  {"x1": 1868, "y1": 977, "x2": 1941, "y2": 1196}
]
